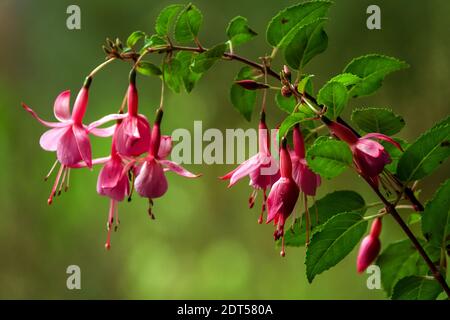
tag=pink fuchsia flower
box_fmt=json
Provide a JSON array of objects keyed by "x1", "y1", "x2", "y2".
[
  {"x1": 266, "y1": 137, "x2": 299, "y2": 257},
  {"x1": 96, "y1": 138, "x2": 130, "y2": 250},
  {"x1": 22, "y1": 78, "x2": 126, "y2": 204},
  {"x1": 220, "y1": 111, "x2": 279, "y2": 223},
  {"x1": 114, "y1": 71, "x2": 151, "y2": 157},
  {"x1": 134, "y1": 109, "x2": 200, "y2": 217},
  {"x1": 357, "y1": 218, "x2": 382, "y2": 273},
  {"x1": 323, "y1": 117, "x2": 403, "y2": 186},
  {"x1": 290, "y1": 124, "x2": 321, "y2": 245}
]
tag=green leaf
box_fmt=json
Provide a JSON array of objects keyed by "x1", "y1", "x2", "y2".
[
  {"x1": 392, "y1": 276, "x2": 442, "y2": 300},
  {"x1": 297, "y1": 74, "x2": 314, "y2": 95},
  {"x1": 329, "y1": 73, "x2": 361, "y2": 87},
  {"x1": 176, "y1": 51, "x2": 202, "y2": 93},
  {"x1": 155, "y1": 4, "x2": 184, "y2": 36},
  {"x1": 284, "y1": 18, "x2": 328, "y2": 69},
  {"x1": 306, "y1": 138, "x2": 352, "y2": 179},
  {"x1": 126, "y1": 31, "x2": 145, "y2": 48},
  {"x1": 141, "y1": 34, "x2": 167, "y2": 52},
  {"x1": 136, "y1": 61, "x2": 162, "y2": 76},
  {"x1": 275, "y1": 91, "x2": 297, "y2": 113},
  {"x1": 174, "y1": 3, "x2": 203, "y2": 43},
  {"x1": 376, "y1": 239, "x2": 440, "y2": 296},
  {"x1": 306, "y1": 212, "x2": 368, "y2": 282},
  {"x1": 422, "y1": 179, "x2": 450, "y2": 250},
  {"x1": 163, "y1": 58, "x2": 183, "y2": 93},
  {"x1": 266, "y1": 0, "x2": 332, "y2": 48},
  {"x1": 397, "y1": 121, "x2": 450, "y2": 182},
  {"x1": 230, "y1": 67, "x2": 257, "y2": 121},
  {"x1": 317, "y1": 81, "x2": 348, "y2": 119},
  {"x1": 343, "y1": 54, "x2": 409, "y2": 97},
  {"x1": 277, "y1": 112, "x2": 313, "y2": 142},
  {"x1": 226, "y1": 16, "x2": 257, "y2": 46},
  {"x1": 284, "y1": 191, "x2": 366, "y2": 247},
  {"x1": 191, "y1": 43, "x2": 227, "y2": 73},
  {"x1": 351, "y1": 107, "x2": 405, "y2": 135},
  {"x1": 382, "y1": 138, "x2": 408, "y2": 173}
]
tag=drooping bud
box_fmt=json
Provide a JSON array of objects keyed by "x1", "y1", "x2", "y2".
[
  {"x1": 356, "y1": 218, "x2": 382, "y2": 273},
  {"x1": 283, "y1": 65, "x2": 291, "y2": 81},
  {"x1": 149, "y1": 109, "x2": 163, "y2": 156},
  {"x1": 235, "y1": 79, "x2": 270, "y2": 90}
]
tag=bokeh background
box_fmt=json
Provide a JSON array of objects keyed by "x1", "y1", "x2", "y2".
[{"x1": 0, "y1": 0, "x2": 449, "y2": 299}]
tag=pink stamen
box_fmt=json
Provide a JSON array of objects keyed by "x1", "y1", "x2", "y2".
[{"x1": 48, "y1": 165, "x2": 64, "y2": 205}]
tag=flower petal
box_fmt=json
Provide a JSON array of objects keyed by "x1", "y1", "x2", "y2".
[
  {"x1": 227, "y1": 155, "x2": 260, "y2": 187},
  {"x1": 39, "y1": 127, "x2": 69, "y2": 151},
  {"x1": 363, "y1": 133, "x2": 403, "y2": 151},
  {"x1": 158, "y1": 135, "x2": 172, "y2": 159},
  {"x1": 73, "y1": 125, "x2": 92, "y2": 168},
  {"x1": 57, "y1": 128, "x2": 83, "y2": 166},
  {"x1": 134, "y1": 160, "x2": 168, "y2": 198},
  {"x1": 87, "y1": 113, "x2": 127, "y2": 131},
  {"x1": 53, "y1": 90, "x2": 71, "y2": 121},
  {"x1": 159, "y1": 159, "x2": 201, "y2": 178},
  {"x1": 22, "y1": 103, "x2": 68, "y2": 128},
  {"x1": 89, "y1": 124, "x2": 116, "y2": 137}
]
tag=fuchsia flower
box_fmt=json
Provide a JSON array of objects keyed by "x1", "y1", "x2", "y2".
[
  {"x1": 114, "y1": 71, "x2": 151, "y2": 157},
  {"x1": 266, "y1": 138, "x2": 299, "y2": 257},
  {"x1": 323, "y1": 117, "x2": 403, "y2": 186},
  {"x1": 357, "y1": 218, "x2": 382, "y2": 273},
  {"x1": 134, "y1": 109, "x2": 200, "y2": 214},
  {"x1": 22, "y1": 77, "x2": 125, "y2": 204},
  {"x1": 96, "y1": 136, "x2": 130, "y2": 250},
  {"x1": 291, "y1": 124, "x2": 321, "y2": 197},
  {"x1": 220, "y1": 111, "x2": 279, "y2": 223}
]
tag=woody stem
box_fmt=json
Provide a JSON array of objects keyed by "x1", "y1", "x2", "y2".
[{"x1": 367, "y1": 180, "x2": 450, "y2": 297}]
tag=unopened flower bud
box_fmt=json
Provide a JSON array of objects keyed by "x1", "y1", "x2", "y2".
[
  {"x1": 235, "y1": 79, "x2": 269, "y2": 90},
  {"x1": 281, "y1": 85, "x2": 292, "y2": 98},
  {"x1": 283, "y1": 65, "x2": 291, "y2": 81}
]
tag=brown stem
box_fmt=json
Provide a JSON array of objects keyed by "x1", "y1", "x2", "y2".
[{"x1": 368, "y1": 180, "x2": 450, "y2": 297}]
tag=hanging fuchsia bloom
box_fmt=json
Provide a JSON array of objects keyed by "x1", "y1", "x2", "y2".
[
  {"x1": 22, "y1": 77, "x2": 125, "y2": 204},
  {"x1": 357, "y1": 218, "x2": 382, "y2": 273},
  {"x1": 134, "y1": 109, "x2": 200, "y2": 216},
  {"x1": 323, "y1": 117, "x2": 402, "y2": 186},
  {"x1": 266, "y1": 138, "x2": 299, "y2": 257},
  {"x1": 114, "y1": 71, "x2": 151, "y2": 157},
  {"x1": 220, "y1": 111, "x2": 279, "y2": 223},
  {"x1": 96, "y1": 134, "x2": 130, "y2": 250},
  {"x1": 291, "y1": 124, "x2": 321, "y2": 197}
]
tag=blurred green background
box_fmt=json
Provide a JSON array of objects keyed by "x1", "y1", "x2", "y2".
[{"x1": 0, "y1": 0, "x2": 449, "y2": 299}]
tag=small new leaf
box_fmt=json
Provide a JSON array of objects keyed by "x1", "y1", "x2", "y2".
[
  {"x1": 126, "y1": 31, "x2": 145, "y2": 48},
  {"x1": 226, "y1": 16, "x2": 257, "y2": 46},
  {"x1": 136, "y1": 61, "x2": 162, "y2": 76}
]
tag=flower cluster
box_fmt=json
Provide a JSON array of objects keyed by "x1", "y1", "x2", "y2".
[{"x1": 22, "y1": 71, "x2": 200, "y2": 249}]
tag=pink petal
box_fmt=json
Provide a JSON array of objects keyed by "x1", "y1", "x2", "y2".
[
  {"x1": 53, "y1": 90, "x2": 71, "y2": 121},
  {"x1": 71, "y1": 156, "x2": 111, "y2": 168},
  {"x1": 158, "y1": 135, "x2": 172, "y2": 159},
  {"x1": 114, "y1": 116, "x2": 151, "y2": 157},
  {"x1": 57, "y1": 128, "x2": 83, "y2": 166},
  {"x1": 134, "y1": 160, "x2": 168, "y2": 198},
  {"x1": 159, "y1": 159, "x2": 201, "y2": 178},
  {"x1": 72, "y1": 125, "x2": 92, "y2": 168},
  {"x1": 87, "y1": 113, "x2": 127, "y2": 131},
  {"x1": 266, "y1": 179, "x2": 285, "y2": 223},
  {"x1": 89, "y1": 124, "x2": 116, "y2": 137},
  {"x1": 39, "y1": 127, "x2": 70, "y2": 151},
  {"x1": 355, "y1": 139, "x2": 383, "y2": 158},
  {"x1": 362, "y1": 133, "x2": 403, "y2": 151},
  {"x1": 22, "y1": 103, "x2": 69, "y2": 128},
  {"x1": 228, "y1": 155, "x2": 260, "y2": 187}
]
